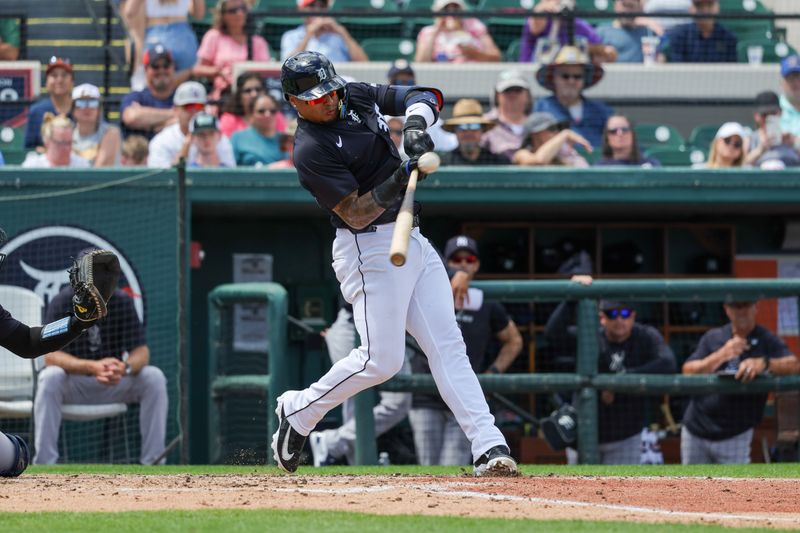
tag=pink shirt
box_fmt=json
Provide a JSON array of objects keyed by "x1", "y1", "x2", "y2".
[
  {"x1": 416, "y1": 18, "x2": 490, "y2": 63},
  {"x1": 219, "y1": 111, "x2": 288, "y2": 138},
  {"x1": 197, "y1": 29, "x2": 271, "y2": 99}
]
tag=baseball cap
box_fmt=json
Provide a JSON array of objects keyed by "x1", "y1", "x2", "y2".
[
  {"x1": 599, "y1": 300, "x2": 634, "y2": 312},
  {"x1": 522, "y1": 112, "x2": 567, "y2": 137},
  {"x1": 72, "y1": 83, "x2": 101, "y2": 100},
  {"x1": 781, "y1": 54, "x2": 800, "y2": 78},
  {"x1": 715, "y1": 121, "x2": 746, "y2": 140},
  {"x1": 143, "y1": 44, "x2": 173, "y2": 67},
  {"x1": 495, "y1": 69, "x2": 530, "y2": 93},
  {"x1": 723, "y1": 295, "x2": 756, "y2": 306},
  {"x1": 174, "y1": 81, "x2": 208, "y2": 106},
  {"x1": 444, "y1": 235, "x2": 479, "y2": 260},
  {"x1": 387, "y1": 59, "x2": 415, "y2": 80},
  {"x1": 755, "y1": 91, "x2": 780, "y2": 115},
  {"x1": 432, "y1": 0, "x2": 467, "y2": 10},
  {"x1": 46, "y1": 56, "x2": 73, "y2": 76},
  {"x1": 189, "y1": 112, "x2": 219, "y2": 133}
]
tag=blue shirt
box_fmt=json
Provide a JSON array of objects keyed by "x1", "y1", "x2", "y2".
[
  {"x1": 231, "y1": 126, "x2": 284, "y2": 167},
  {"x1": 659, "y1": 22, "x2": 738, "y2": 63},
  {"x1": 534, "y1": 96, "x2": 612, "y2": 148},
  {"x1": 596, "y1": 24, "x2": 652, "y2": 63},
  {"x1": 280, "y1": 25, "x2": 351, "y2": 62},
  {"x1": 119, "y1": 87, "x2": 174, "y2": 140},
  {"x1": 24, "y1": 98, "x2": 56, "y2": 149}
]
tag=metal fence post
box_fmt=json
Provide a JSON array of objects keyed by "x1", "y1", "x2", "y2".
[
  {"x1": 576, "y1": 298, "x2": 599, "y2": 464},
  {"x1": 353, "y1": 330, "x2": 377, "y2": 465}
]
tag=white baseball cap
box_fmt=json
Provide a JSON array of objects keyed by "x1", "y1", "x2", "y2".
[
  {"x1": 715, "y1": 122, "x2": 746, "y2": 140},
  {"x1": 432, "y1": 0, "x2": 467, "y2": 11},
  {"x1": 174, "y1": 81, "x2": 207, "y2": 106},
  {"x1": 72, "y1": 83, "x2": 101, "y2": 100}
]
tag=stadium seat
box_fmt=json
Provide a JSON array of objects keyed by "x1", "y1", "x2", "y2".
[
  {"x1": 736, "y1": 39, "x2": 797, "y2": 64},
  {"x1": 0, "y1": 126, "x2": 27, "y2": 166},
  {"x1": 718, "y1": 0, "x2": 770, "y2": 13},
  {"x1": 340, "y1": 15, "x2": 405, "y2": 41},
  {"x1": 644, "y1": 146, "x2": 706, "y2": 167},
  {"x1": 688, "y1": 124, "x2": 723, "y2": 152},
  {"x1": 635, "y1": 123, "x2": 686, "y2": 151},
  {"x1": 332, "y1": 0, "x2": 400, "y2": 9},
  {"x1": 361, "y1": 37, "x2": 416, "y2": 61}
]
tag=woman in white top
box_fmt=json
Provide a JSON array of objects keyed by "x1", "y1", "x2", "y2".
[
  {"x1": 70, "y1": 84, "x2": 121, "y2": 167},
  {"x1": 22, "y1": 114, "x2": 90, "y2": 169}
]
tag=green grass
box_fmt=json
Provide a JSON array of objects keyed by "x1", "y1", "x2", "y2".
[{"x1": 0, "y1": 509, "x2": 792, "y2": 533}]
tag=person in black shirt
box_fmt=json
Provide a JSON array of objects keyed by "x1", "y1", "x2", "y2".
[
  {"x1": 439, "y1": 99, "x2": 510, "y2": 166},
  {"x1": 681, "y1": 299, "x2": 800, "y2": 464}
]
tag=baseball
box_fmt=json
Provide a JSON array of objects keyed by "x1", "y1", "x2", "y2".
[{"x1": 417, "y1": 152, "x2": 441, "y2": 174}]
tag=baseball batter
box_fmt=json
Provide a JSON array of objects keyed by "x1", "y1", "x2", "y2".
[
  {"x1": 0, "y1": 228, "x2": 117, "y2": 476},
  {"x1": 271, "y1": 51, "x2": 517, "y2": 476}
]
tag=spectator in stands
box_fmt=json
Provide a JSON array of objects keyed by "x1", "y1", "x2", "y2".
[
  {"x1": 595, "y1": 115, "x2": 661, "y2": 167},
  {"x1": 24, "y1": 57, "x2": 74, "y2": 150},
  {"x1": 745, "y1": 91, "x2": 800, "y2": 169},
  {"x1": 657, "y1": 0, "x2": 737, "y2": 63},
  {"x1": 547, "y1": 296, "x2": 676, "y2": 464},
  {"x1": 386, "y1": 60, "x2": 456, "y2": 153},
  {"x1": 644, "y1": 0, "x2": 692, "y2": 32},
  {"x1": 148, "y1": 81, "x2": 235, "y2": 167},
  {"x1": 120, "y1": 135, "x2": 150, "y2": 166},
  {"x1": 386, "y1": 116, "x2": 407, "y2": 160},
  {"x1": 482, "y1": 70, "x2": 533, "y2": 160},
  {"x1": 535, "y1": 44, "x2": 612, "y2": 148},
  {"x1": 22, "y1": 114, "x2": 90, "y2": 169},
  {"x1": 439, "y1": 99, "x2": 508, "y2": 165},
  {"x1": 410, "y1": 236, "x2": 522, "y2": 466},
  {"x1": 121, "y1": 44, "x2": 177, "y2": 141},
  {"x1": 519, "y1": 0, "x2": 617, "y2": 63},
  {"x1": 220, "y1": 73, "x2": 282, "y2": 138},
  {"x1": 280, "y1": 0, "x2": 368, "y2": 62},
  {"x1": 34, "y1": 265, "x2": 169, "y2": 465},
  {"x1": 71, "y1": 84, "x2": 121, "y2": 167},
  {"x1": 194, "y1": 0, "x2": 272, "y2": 101},
  {"x1": 177, "y1": 113, "x2": 230, "y2": 168},
  {"x1": 414, "y1": 0, "x2": 501, "y2": 63},
  {"x1": 0, "y1": 16, "x2": 20, "y2": 60},
  {"x1": 681, "y1": 299, "x2": 800, "y2": 464},
  {"x1": 231, "y1": 93, "x2": 284, "y2": 167},
  {"x1": 597, "y1": 0, "x2": 664, "y2": 63},
  {"x1": 779, "y1": 55, "x2": 800, "y2": 137},
  {"x1": 512, "y1": 112, "x2": 590, "y2": 167},
  {"x1": 704, "y1": 122, "x2": 746, "y2": 168},
  {"x1": 267, "y1": 120, "x2": 298, "y2": 169}
]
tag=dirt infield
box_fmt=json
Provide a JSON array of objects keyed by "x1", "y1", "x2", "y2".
[{"x1": 2, "y1": 474, "x2": 799, "y2": 528}]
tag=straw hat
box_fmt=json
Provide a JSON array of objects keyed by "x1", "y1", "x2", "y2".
[
  {"x1": 442, "y1": 99, "x2": 495, "y2": 133},
  {"x1": 536, "y1": 44, "x2": 604, "y2": 92}
]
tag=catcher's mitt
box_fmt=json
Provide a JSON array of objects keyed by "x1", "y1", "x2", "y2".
[{"x1": 69, "y1": 249, "x2": 121, "y2": 323}]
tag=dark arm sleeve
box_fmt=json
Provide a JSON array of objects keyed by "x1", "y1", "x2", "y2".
[
  {"x1": 544, "y1": 301, "x2": 576, "y2": 340},
  {"x1": 685, "y1": 331, "x2": 713, "y2": 363},
  {"x1": 629, "y1": 327, "x2": 676, "y2": 374}
]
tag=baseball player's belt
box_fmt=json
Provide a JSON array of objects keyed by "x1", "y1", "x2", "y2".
[{"x1": 349, "y1": 214, "x2": 419, "y2": 235}]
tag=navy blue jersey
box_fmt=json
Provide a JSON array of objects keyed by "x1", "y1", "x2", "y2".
[
  {"x1": 683, "y1": 324, "x2": 791, "y2": 440},
  {"x1": 294, "y1": 82, "x2": 440, "y2": 229},
  {"x1": 0, "y1": 303, "x2": 22, "y2": 342}
]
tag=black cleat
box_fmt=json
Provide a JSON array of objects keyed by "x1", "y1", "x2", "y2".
[
  {"x1": 271, "y1": 402, "x2": 307, "y2": 473},
  {"x1": 473, "y1": 445, "x2": 518, "y2": 477},
  {"x1": 0, "y1": 434, "x2": 30, "y2": 477}
]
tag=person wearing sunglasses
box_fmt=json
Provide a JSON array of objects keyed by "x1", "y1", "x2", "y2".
[
  {"x1": 744, "y1": 91, "x2": 800, "y2": 170},
  {"x1": 121, "y1": 44, "x2": 180, "y2": 141},
  {"x1": 481, "y1": 70, "x2": 534, "y2": 160},
  {"x1": 24, "y1": 57, "x2": 74, "y2": 150},
  {"x1": 547, "y1": 296, "x2": 675, "y2": 465},
  {"x1": 231, "y1": 94, "x2": 285, "y2": 167},
  {"x1": 409, "y1": 235, "x2": 522, "y2": 466},
  {"x1": 512, "y1": 112, "x2": 590, "y2": 167},
  {"x1": 147, "y1": 81, "x2": 235, "y2": 168},
  {"x1": 535, "y1": 44, "x2": 612, "y2": 149},
  {"x1": 656, "y1": 0, "x2": 737, "y2": 63},
  {"x1": 439, "y1": 99, "x2": 508, "y2": 166},
  {"x1": 70, "y1": 84, "x2": 121, "y2": 167},
  {"x1": 280, "y1": 0, "x2": 367, "y2": 63},
  {"x1": 702, "y1": 122, "x2": 747, "y2": 169},
  {"x1": 22, "y1": 113, "x2": 90, "y2": 169},
  {"x1": 681, "y1": 298, "x2": 799, "y2": 464},
  {"x1": 414, "y1": 0, "x2": 501, "y2": 64},
  {"x1": 595, "y1": 115, "x2": 660, "y2": 168},
  {"x1": 273, "y1": 51, "x2": 518, "y2": 476}
]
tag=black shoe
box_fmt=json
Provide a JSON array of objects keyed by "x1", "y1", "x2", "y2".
[
  {"x1": 271, "y1": 402, "x2": 307, "y2": 473},
  {"x1": 0, "y1": 434, "x2": 30, "y2": 477},
  {"x1": 473, "y1": 445, "x2": 518, "y2": 477}
]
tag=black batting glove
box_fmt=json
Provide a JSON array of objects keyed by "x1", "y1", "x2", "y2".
[
  {"x1": 373, "y1": 156, "x2": 424, "y2": 208},
  {"x1": 403, "y1": 115, "x2": 434, "y2": 158}
]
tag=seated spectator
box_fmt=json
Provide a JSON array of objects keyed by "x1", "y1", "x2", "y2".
[
  {"x1": 0, "y1": 16, "x2": 20, "y2": 60},
  {"x1": 33, "y1": 263, "x2": 169, "y2": 465},
  {"x1": 148, "y1": 81, "x2": 235, "y2": 167},
  {"x1": 121, "y1": 135, "x2": 150, "y2": 166},
  {"x1": 704, "y1": 122, "x2": 746, "y2": 168},
  {"x1": 535, "y1": 44, "x2": 612, "y2": 148},
  {"x1": 24, "y1": 57, "x2": 74, "y2": 150},
  {"x1": 519, "y1": 0, "x2": 617, "y2": 63},
  {"x1": 194, "y1": 0, "x2": 271, "y2": 101},
  {"x1": 280, "y1": 0, "x2": 367, "y2": 62},
  {"x1": 219, "y1": 73, "x2": 288, "y2": 137},
  {"x1": 595, "y1": 115, "x2": 660, "y2": 167},
  {"x1": 231, "y1": 93, "x2": 284, "y2": 167},
  {"x1": 658, "y1": 0, "x2": 737, "y2": 63},
  {"x1": 267, "y1": 120, "x2": 298, "y2": 169},
  {"x1": 414, "y1": 0, "x2": 501, "y2": 63},
  {"x1": 386, "y1": 116, "x2": 406, "y2": 160},
  {"x1": 22, "y1": 114, "x2": 90, "y2": 168},
  {"x1": 71, "y1": 84, "x2": 121, "y2": 167},
  {"x1": 482, "y1": 70, "x2": 533, "y2": 160},
  {"x1": 512, "y1": 112, "x2": 590, "y2": 167},
  {"x1": 644, "y1": 0, "x2": 691, "y2": 32},
  {"x1": 121, "y1": 44, "x2": 177, "y2": 141},
  {"x1": 779, "y1": 55, "x2": 800, "y2": 137},
  {"x1": 179, "y1": 113, "x2": 230, "y2": 168},
  {"x1": 681, "y1": 299, "x2": 800, "y2": 464},
  {"x1": 440, "y1": 99, "x2": 508, "y2": 165},
  {"x1": 597, "y1": 0, "x2": 664, "y2": 63},
  {"x1": 745, "y1": 91, "x2": 800, "y2": 169}
]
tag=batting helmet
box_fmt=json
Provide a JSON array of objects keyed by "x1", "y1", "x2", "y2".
[
  {"x1": 281, "y1": 51, "x2": 346, "y2": 101},
  {"x1": 0, "y1": 227, "x2": 7, "y2": 272}
]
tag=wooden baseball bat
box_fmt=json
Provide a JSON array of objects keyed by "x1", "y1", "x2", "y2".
[{"x1": 389, "y1": 168, "x2": 419, "y2": 267}]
